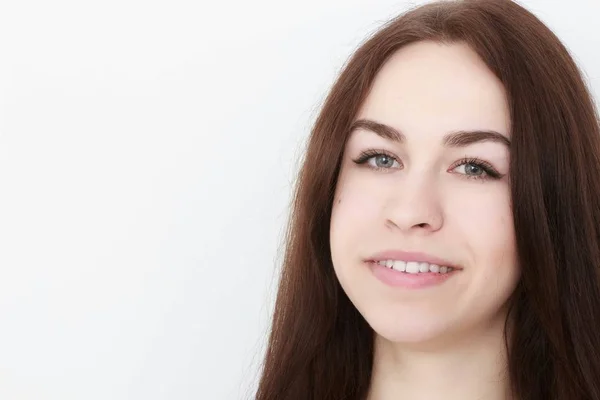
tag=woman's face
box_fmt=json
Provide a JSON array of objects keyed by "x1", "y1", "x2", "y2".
[{"x1": 330, "y1": 41, "x2": 519, "y2": 345}]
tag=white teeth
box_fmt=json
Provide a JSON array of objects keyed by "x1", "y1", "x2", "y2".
[
  {"x1": 405, "y1": 262, "x2": 420, "y2": 274},
  {"x1": 375, "y1": 260, "x2": 454, "y2": 274},
  {"x1": 392, "y1": 260, "x2": 406, "y2": 272}
]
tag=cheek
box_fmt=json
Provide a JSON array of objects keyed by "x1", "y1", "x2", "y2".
[
  {"x1": 448, "y1": 186, "x2": 515, "y2": 258},
  {"x1": 330, "y1": 173, "x2": 387, "y2": 242},
  {"x1": 330, "y1": 172, "x2": 378, "y2": 274},
  {"x1": 448, "y1": 187, "x2": 519, "y2": 304}
]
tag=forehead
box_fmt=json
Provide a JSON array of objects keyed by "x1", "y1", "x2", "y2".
[{"x1": 356, "y1": 41, "x2": 510, "y2": 139}]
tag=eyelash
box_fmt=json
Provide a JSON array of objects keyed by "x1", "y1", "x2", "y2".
[{"x1": 351, "y1": 149, "x2": 504, "y2": 181}]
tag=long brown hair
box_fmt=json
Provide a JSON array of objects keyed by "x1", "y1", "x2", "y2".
[{"x1": 256, "y1": 1, "x2": 600, "y2": 399}]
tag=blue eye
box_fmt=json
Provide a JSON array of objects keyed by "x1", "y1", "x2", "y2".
[
  {"x1": 352, "y1": 150, "x2": 503, "y2": 181},
  {"x1": 449, "y1": 158, "x2": 503, "y2": 181},
  {"x1": 370, "y1": 154, "x2": 400, "y2": 169},
  {"x1": 352, "y1": 150, "x2": 401, "y2": 171},
  {"x1": 454, "y1": 162, "x2": 485, "y2": 177}
]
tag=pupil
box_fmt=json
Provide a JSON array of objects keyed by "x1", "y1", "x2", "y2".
[
  {"x1": 376, "y1": 155, "x2": 392, "y2": 168},
  {"x1": 466, "y1": 163, "x2": 482, "y2": 175}
]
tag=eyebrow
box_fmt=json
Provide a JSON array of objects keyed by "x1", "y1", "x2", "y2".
[{"x1": 349, "y1": 118, "x2": 511, "y2": 147}]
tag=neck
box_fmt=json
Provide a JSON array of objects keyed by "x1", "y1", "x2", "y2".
[{"x1": 367, "y1": 320, "x2": 512, "y2": 400}]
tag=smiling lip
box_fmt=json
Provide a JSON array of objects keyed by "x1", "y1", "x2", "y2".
[
  {"x1": 368, "y1": 261, "x2": 456, "y2": 288},
  {"x1": 366, "y1": 250, "x2": 461, "y2": 269},
  {"x1": 366, "y1": 250, "x2": 461, "y2": 289}
]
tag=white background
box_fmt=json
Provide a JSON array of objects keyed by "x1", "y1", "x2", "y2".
[{"x1": 0, "y1": 0, "x2": 598, "y2": 399}]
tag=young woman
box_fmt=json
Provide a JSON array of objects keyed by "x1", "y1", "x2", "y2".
[{"x1": 256, "y1": 1, "x2": 600, "y2": 399}]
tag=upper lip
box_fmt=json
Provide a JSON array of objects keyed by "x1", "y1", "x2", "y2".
[{"x1": 367, "y1": 250, "x2": 461, "y2": 269}]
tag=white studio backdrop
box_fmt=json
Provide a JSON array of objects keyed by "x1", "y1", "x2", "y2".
[{"x1": 0, "y1": 0, "x2": 597, "y2": 399}]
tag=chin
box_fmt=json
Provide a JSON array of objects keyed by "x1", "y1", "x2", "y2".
[{"x1": 371, "y1": 315, "x2": 451, "y2": 345}]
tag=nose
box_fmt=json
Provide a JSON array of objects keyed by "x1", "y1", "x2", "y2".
[{"x1": 384, "y1": 173, "x2": 444, "y2": 234}]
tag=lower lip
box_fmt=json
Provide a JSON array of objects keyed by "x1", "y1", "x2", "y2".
[{"x1": 368, "y1": 261, "x2": 456, "y2": 289}]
